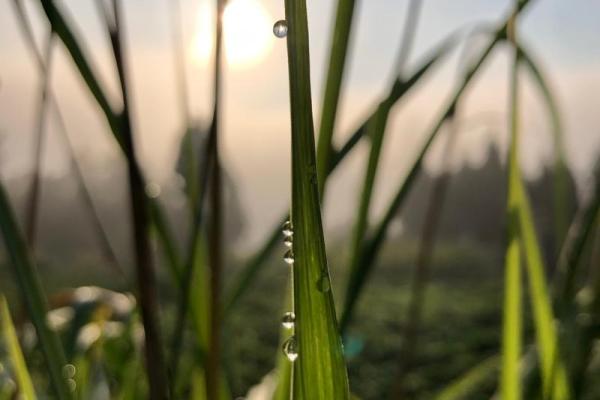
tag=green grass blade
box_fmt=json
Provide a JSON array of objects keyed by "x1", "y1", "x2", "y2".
[
  {"x1": 272, "y1": 280, "x2": 294, "y2": 400},
  {"x1": 340, "y1": 30, "x2": 500, "y2": 331},
  {"x1": 518, "y1": 44, "x2": 569, "y2": 248},
  {"x1": 509, "y1": 22, "x2": 570, "y2": 400},
  {"x1": 284, "y1": 0, "x2": 349, "y2": 397},
  {"x1": 316, "y1": 0, "x2": 357, "y2": 195},
  {"x1": 36, "y1": 0, "x2": 122, "y2": 147},
  {"x1": 434, "y1": 356, "x2": 499, "y2": 400},
  {"x1": 0, "y1": 296, "x2": 36, "y2": 400},
  {"x1": 225, "y1": 30, "x2": 460, "y2": 315},
  {"x1": 517, "y1": 178, "x2": 571, "y2": 399},
  {"x1": 0, "y1": 185, "x2": 72, "y2": 399},
  {"x1": 502, "y1": 16, "x2": 522, "y2": 398}
]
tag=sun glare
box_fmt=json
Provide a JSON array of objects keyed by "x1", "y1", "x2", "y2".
[{"x1": 192, "y1": 0, "x2": 273, "y2": 68}]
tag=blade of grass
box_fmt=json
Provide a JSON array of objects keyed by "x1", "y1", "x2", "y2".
[
  {"x1": 517, "y1": 44, "x2": 569, "y2": 249},
  {"x1": 0, "y1": 296, "x2": 36, "y2": 400},
  {"x1": 338, "y1": 0, "x2": 538, "y2": 331},
  {"x1": 284, "y1": 0, "x2": 349, "y2": 397},
  {"x1": 517, "y1": 176, "x2": 571, "y2": 399},
  {"x1": 0, "y1": 184, "x2": 72, "y2": 399},
  {"x1": 563, "y1": 164, "x2": 600, "y2": 397},
  {"x1": 203, "y1": 0, "x2": 227, "y2": 397},
  {"x1": 502, "y1": 12, "x2": 522, "y2": 400},
  {"x1": 37, "y1": 0, "x2": 123, "y2": 147},
  {"x1": 433, "y1": 356, "x2": 499, "y2": 400},
  {"x1": 37, "y1": 0, "x2": 178, "y2": 281},
  {"x1": 100, "y1": 2, "x2": 169, "y2": 396},
  {"x1": 272, "y1": 279, "x2": 294, "y2": 400},
  {"x1": 12, "y1": 0, "x2": 125, "y2": 277},
  {"x1": 390, "y1": 114, "x2": 458, "y2": 398},
  {"x1": 344, "y1": 0, "x2": 423, "y2": 334},
  {"x1": 224, "y1": 28, "x2": 463, "y2": 315},
  {"x1": 315, "y1": 0, "x2": 358, "y2": 195},
  {"x1": 24, "y1": 33, "x2": 53, "y2": 249}
]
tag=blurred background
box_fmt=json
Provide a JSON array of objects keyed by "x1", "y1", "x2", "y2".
[{"x1": 0, "y1": 0, "x2": 599, "y2": 398}]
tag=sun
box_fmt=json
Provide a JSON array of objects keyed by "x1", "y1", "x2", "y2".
[{"x1": 192, "y1": 0, "x2": 273, "y2": 68}]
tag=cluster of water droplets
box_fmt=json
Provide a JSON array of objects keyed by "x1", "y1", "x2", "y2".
[
  {"x1": 63, "y1": 363, "x2": 77, "y2": 392},
  {"x1": 280, "y1": 219, "x2": 298, "y2": 362}
]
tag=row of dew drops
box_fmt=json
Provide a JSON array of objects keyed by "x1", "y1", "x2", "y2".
[{"x1": 281, "y1": 220, "x2": 298, "y2": 362}]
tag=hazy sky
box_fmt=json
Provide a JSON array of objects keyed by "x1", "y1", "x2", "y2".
[{"x1": 0, "y1": 0, "x2": 599, "y2": 247}]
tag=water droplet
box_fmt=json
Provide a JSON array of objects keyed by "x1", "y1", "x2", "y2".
[
  {"x1": 62, "y1": 364, "x2": 76, "y2": 379},
  {"x1": 273, "y1": 20, "x2": 288, "y2": 38},
  {"x1": 282, "y1": 220, "x2": 293, "y2": 237},
  {"x1": 283, "y1": 249, "x2": 294, "y2": 265},
  {"x1": 67, "y1": 378, "x2": 77, "y2": 392},
  {"x1": 145, "y1": 182, "x2": 161, "y2": 198},
  {"x1": 281, "y1": 312, "x2": 295, "y2": 329},
  {"x1": 282, "y1": 336, "x2": 298, "y2": 362},
  {"x1": 318, "y1": 276, "x2": 331, "y2": 293},
  {"x1": 283, "y1": 236, "x2": 293, "y2": 248}
]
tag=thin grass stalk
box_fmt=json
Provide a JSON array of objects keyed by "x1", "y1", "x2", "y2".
[
  {"x1": 168, "y1": 116, "x2": 215, "y2": 382},
  {"x1": 517, "y1": 45, "x2": 569, "y2": 249},
  {"x1": 272, "y1": 280, "x2": 294, "y2": 400},
  {"x1": 37, "y1": 0, "x2": 123, "y2": 146},
  {"x1": 24, "y1": 34, "x2": 53, "y2": 248},
  {"x1": 225, "y1": 27, "x2": 461, "y2": 316},
  {"x1": 205, "y1": 0, "x2": 226, "y2": 397},
  {"x1": 345, "y1": 0, "x2": 423, "y2": 336},
  {"x1": 0, "y1": 184, "x2": 71, "y2": 399},
  {"x1": 35, "y1": 0, "x2": 179, "y2": 280},
  {"x1": 0, "y1": 296, "x2": 37, "y2": 400},
  {"x1": 557, "y1": 163, "x2": 600, "y2": 396},
  {"x1": 315, "y1": 0, "x2": 358, "y2": 195},
  {"x1": 338, "y1": 0, "x2": 538, "y2": 331},
  {"x1": 339, "y1": 26, "x2": 502, "y2": 332},
  {"x1": 516, "y1": 177, "x2": 571, "y2": 399},
  {"x1": 284, "y1": 0, "x2": 349, "y2": 397},
  {"x1": 390, "y1": 114, "x2": 457, "y2": 399},
  {"x1": 101, "y1": 2, "x2": 169, "y2": 396},
  {"x1": 12, "y1": 0, "x2": 125, "y2": 276},
  {"x1": 501, "y1": 11, "x2": 522, "y2": 400},
  {"x1": 433, "y1": 356, "x2": 499, "y2": 400}
]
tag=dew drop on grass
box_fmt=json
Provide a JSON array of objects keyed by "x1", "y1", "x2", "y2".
[
  {"x1": 62, "y1": 364, "x2": 76, "y2": 379},
  {"x1": 283, "y1": 249, "x2": 294, "y2": 265},
  {"x1": 282, "y1": 220, "x2": 293, "y2": 237},
  {"x1": 318, "y1": 276, "x2": 331, "y2": 293},
  {"x1": 282, "y1": 336, "x2": 298, "y2": 362},
  {"x1": 273, "y1": 20, "x2": 288, "y2": 38},
  {"x1": 281, "y1": 312, "x2": 295, "y2": 329},
  {"x1": 283, "y1": 236, "x2": 293, "y2": 248},
  {"x1": 67, "y1": 378, "x2": 77, "y2": 392}
]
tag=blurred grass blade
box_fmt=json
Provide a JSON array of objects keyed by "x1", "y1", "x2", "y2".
[
  {"x1": 340, "y1": 31, "x2": 499, "y2": 331},
  {"x1": 24, "y1": 34, "x2": 53, "y2": 249},
  {"x1": 11, "y1": 0, "x2": 125, "y2": 276},
  {"x1": 225, "y1": 28, "x2": 462, "y2": 315},
  {"x1": 391, "y1": 115, "x2": 457, "y2": 398},
  {"x1": 344, "y1": 0, "x2": 423, "y2": 335},
  {"x1": 509, "y1": 23, "x2": 570, "y2": 400},
  {"x1": 37, "y1": 0, "x2": 122, "y2": 146},
  {"x1": 338, "y1": 1, "x2": 538, "y2": 330},
  {"x1": 517, "y1": 178, "x2": 571, "y2": 399},
  {"x1": 518, "y1": 43, "x2": 569, "y2": 249},
  {"x1": 0, "y1": 296, "x2": 37, "y2": 400},
  {"x1": 434, "y1": 356, "x2": 499, "y2": 400},
  {"x1": 0, "y1": 185, "x2": 72, "y2": 399},
  {"x1": 502, "y1": 14, "x2": 522, "y2": 399},
  {"x1": 99, "y1": 2, "x2": 169, "y2": 396},
  {"x1": 316, "y1": 0, "x2": 358, "y2": 194},
  {"x1": 284, "y1": 0, "x2": 349, "y2": 397}
]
